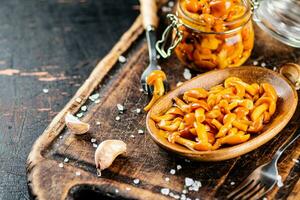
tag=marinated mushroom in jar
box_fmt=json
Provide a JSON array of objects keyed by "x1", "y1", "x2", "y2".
[{"x1": 174, "y1": 0, "x2": 254, "y2": 71}]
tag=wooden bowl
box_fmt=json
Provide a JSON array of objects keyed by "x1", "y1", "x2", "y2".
[{"x1": 146, "y1": 66, "x2": 298, "y2": 161}]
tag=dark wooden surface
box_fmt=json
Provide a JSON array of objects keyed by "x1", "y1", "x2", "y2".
[
  {"x1": 26, "y1": 1, "x2": 300, "y2": 198},
  {"x1": 0, "y1": 0, "x2": 139, "y2": 199}
]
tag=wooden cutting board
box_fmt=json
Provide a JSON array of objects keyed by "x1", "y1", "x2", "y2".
[{"x1": 27, "y1": 3, "x2": 300, "y2": 200}]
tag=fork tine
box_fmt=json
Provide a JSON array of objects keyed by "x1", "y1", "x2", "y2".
[
  {"x1": 232, "y1": 181, "x2": 260, "y2": 200},
  {"x1": 241, "y1": 183, "x2": 265, "y2": 200},
  {"x1": 227, "y1": 179, "x2": 253, "y2": 199},
  {"x1": 253, "y1": 185, "x2": 275, "y2": 200},
  {"x1": 141, "y1": 81, "x2": 149, "y2": 94}
]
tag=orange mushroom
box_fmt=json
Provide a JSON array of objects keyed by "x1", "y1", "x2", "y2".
[{"x1": 144, "y1": 70, "x2": 167, "y2": 111}]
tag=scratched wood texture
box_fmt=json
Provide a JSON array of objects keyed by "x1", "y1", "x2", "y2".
[
  {"x1": 0, "y1": 0, "x2": 139, "y2": 200},
  {"x1": 25, "y1": 1, "x2": 300, "y2": 199}
]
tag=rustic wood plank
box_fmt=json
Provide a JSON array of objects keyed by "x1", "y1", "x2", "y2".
[{"x1": 26, "y1": 1, "x2": 300, "y2": 200}]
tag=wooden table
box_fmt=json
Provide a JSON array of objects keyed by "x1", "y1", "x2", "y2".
[{"x1": 0, "y1": 0, "x2": 138, "y2": 199}]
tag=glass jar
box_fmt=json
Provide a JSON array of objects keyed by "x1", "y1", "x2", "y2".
[
  {"x1": 157, "y1": 0, "x2": 255, "y2": 71},
  {"x1": 253, "y1": 0, "x2": 300, "y2": 48}
]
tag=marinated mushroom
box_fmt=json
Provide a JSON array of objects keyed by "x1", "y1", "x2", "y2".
[
  {"x1": 151, "y1": 77, "x2": 278, "y2": 151},
  {"x1": 144, "y1": 70, "x2": 167, "y2": 111}
]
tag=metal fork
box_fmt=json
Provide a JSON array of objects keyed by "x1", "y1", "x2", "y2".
[
  {"x1": 140, "y1": 26, "x2": 160, "y2": 94},
  {"x1": 139, "y1": 0, "x2": 167, "y2": 95},
  {"x1": 227, "y1": 126, "x2": 300, "y2": 200}
]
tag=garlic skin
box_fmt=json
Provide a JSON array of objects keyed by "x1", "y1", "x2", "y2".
[
  {"x1": 65, "y1": 112, "x2": 90, "y2": 135},
  {"x1": 95, "y1": 140, "x2": 127, "y2": 176}
]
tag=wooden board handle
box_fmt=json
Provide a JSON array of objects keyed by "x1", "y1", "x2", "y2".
[{"x1": 139, "y1": 0, "x2": 159, "y2": 29}]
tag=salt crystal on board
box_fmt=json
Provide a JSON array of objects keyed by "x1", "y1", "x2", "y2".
[
  {"x1": 133, "y1": 178, "x2": 140, "y2": 184},
  {"x1": 42, "y1": 88, "x2": 49, "y2": 93},
  {"x1": 118, "y1": 55, "x2": 127, "y2": 63},
  {"x1": 161, "y1": 188, "x2": 170, "y2": 195},
  {"x1": 81, "y1": 105, "x2": 87, "y2": 112},
  {"x1": 185, "y1": 177, "x2": 194, "y2": 187},
  {"x1": 183, "y1": 68, "x2": 192, "y2": 80},
  {"x1": 177, "y1": 165, "x2": 182, "y2": 170}
]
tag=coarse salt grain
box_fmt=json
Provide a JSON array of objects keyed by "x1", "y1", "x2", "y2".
[
  {"x1": 64, "y1": 158, "x2": 69, "y2": 163},
  {"x1": 293, "y1": 158, "x2": 299, "y2": 163},
  {"x1": 170, "y1": 169, "x2": 176, "y2": 175},
  {"x1": 273, "y1": 66, "x2": 277, "y2": 71},
  {"x1": 76, "y1": 112, "x2": 84, "y2": 118},
  {"x1": 180, "y1": 194, "x2": 186, "y2": 200},
  {"x1": 263, "y1": 197, "x2": 268, "y2": 200},
  {"x1": 115, "y1": 116, "x2": 121, "y2": 121},
  {"x1": 183, "y1": 68, "x2": 192, "y2": 80},
  {"x1": 177, "y1": 165, "x2": 182, "y2": 170},
  {"x1": 157, "y1": 65, "x2": 162, "y2": 70},
  {"x1": 169, "y1": 192, "x2": 180, "y2": 199},
  {"x1": 75, "y1": 171, "x2": 81, "y2": 176},
  {"x1": 130, "y1": 135, "x2": 135, "y2": 138},
  {"x1": 126, "y1": 187, "x2": 131, "y2": 191},
  {"x1": 277, "y1": 175, "x2": 283, "y2": 187},
  {"x1": 182, "y1": 189, "x2": 187, "y2": 194},
  {"x1": 96, "y1": 121, "x2": 101, "y2": 126},
  {"x1": 136, "y1": 108, "x2": 141, "y2": 114},
  {"x1": 95, "y1": 99, "x2": 100, "y2": 104},
  {"x1": 42, "y1": 88, "x2": 49, "y2": 93},
  {"x1": 253, "y1": 61, "x2": 258, "y2": 65},
  {"x1": 133, "y1": 178, "x2": 140, "y2": 184},
  {"x1": 93, "y1": 143, "x2": 98, "y2": 148},
  {"x1": 261, "y1": 62, "x2": 266, "y2": 67},
  {"x1": 58, "y1": 163, "x2": 64, "y2": 168},
  {"x1": 118, "y1": 55, "x2": 127, "y2": 63},
  {"x1": 59, "y1": 135, "x2": 63, "y2": 139},
  {"x1": 81, "y1": 105, "x2": 87, "y2": 112},
  {"x1": 117, "y1": 104, "x2": 124, "y2": 112},
  {"x1": 230, "y1": 181, "x2": 235, "y2": 185},
  {"x1": 168, "y1": 1, "x2": 174, "y2": 7},
  {"x1": 89, "y1": 93, "x2": 100, "y2": 101},
  {"x1": 165, "y1": 177, "x2": 170, "y2": 182},
  {"x1": 188, "y1": 180, "x2": 202, "y2": 191},
  {"x1": 91, "y1": 138, "x2": 97, "y2": 143},
  {"x1": 185, "y1": 177, "x2": 194, "y2": 187},
  {"x1": 115, "y1": 189, "x2": 119, "y2": 193},
  {"x1": 161, "y1": 188, "x2": 170, "y2": 195},
  {"x1": 138, "y1": 129, "x2": 144, "y2": 134},
  {"x1": 156, "y1": 55, "x2": 161, "y2": 59},
  {"x1": 139, "y1": 88, "x2": 144, "y2": 92}
]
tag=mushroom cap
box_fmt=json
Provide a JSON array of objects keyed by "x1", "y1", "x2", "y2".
[{"x1": 146, "y1": 70, "x2": 167, "y2": 85}]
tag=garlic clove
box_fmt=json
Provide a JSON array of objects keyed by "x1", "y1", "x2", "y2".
[
  {"x1": 279, "y1": 63, "x2": 300, "y2": 90},
  {"x1": 65, "y1": 112, "x2": 90, "y2": 135},
  {"x1": 95, "y1": 140, "x2": 127, "y2": 176}
]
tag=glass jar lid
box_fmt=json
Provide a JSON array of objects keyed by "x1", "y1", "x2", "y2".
[{"x1": 253, "y1": 0, "x2": 300, "y2": 48}]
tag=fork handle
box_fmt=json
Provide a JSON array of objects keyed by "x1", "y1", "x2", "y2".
[
  {"x1": 273, "y1": 126, "x2": 300, "y2": 162},
  {"x1": 139, "y1": 0, "x2": 159, "y2": 29}
]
